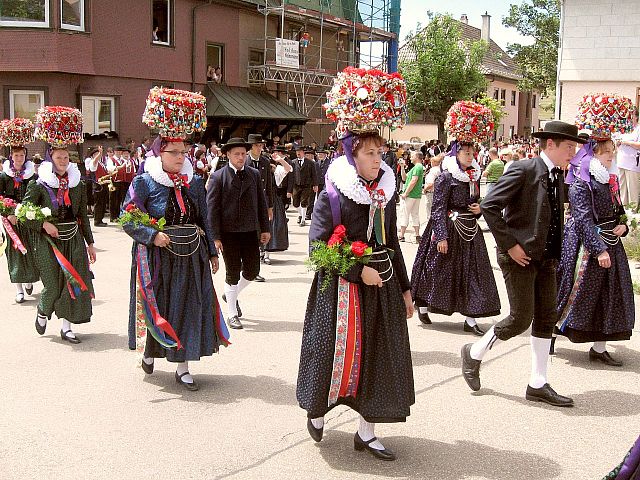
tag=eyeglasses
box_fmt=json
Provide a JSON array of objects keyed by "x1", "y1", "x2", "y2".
[{"x1": 163, "y1": 150, "x2": 189, "y2": 157}]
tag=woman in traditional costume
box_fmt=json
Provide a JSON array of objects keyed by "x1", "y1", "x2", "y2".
[
  {"x1": 0, "y1": 118, "x2": 39, "y2": 303},
  {"x1": 23, "y1": 106, "x2": 96, "y2": 343},
  {"x1": 554, "y1": 94, "x2": 636, "y2": 366},
  {"x1": 122, "y1": 87, "x2": 229, "y2": 391},
  {"x1": 297, "y1": 67, "x2": 414, "y2": 461},
  {"x1": 264, "y1": 146, "x2": 292, "y2": 261},
  {"x1": 411, "y1": 101, "x2": 501, "y2": 334}
]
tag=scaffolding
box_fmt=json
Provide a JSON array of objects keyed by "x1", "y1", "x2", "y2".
[{"x1": 247, "y1": 0, "x2": 399, "y2": 141}]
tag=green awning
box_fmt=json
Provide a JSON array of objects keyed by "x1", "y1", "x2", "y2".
[{"x1": 204, "y1": 84, "x2": 308, "y2": 123}]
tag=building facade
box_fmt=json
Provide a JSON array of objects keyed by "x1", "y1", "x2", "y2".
[{"x1": 557, "y1": 0, "x2": 640, "y2": 123}]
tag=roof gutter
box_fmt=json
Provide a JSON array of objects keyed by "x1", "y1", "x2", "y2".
[{"x1": 192, "y1": 0, "x2": 213, "y2": 92}]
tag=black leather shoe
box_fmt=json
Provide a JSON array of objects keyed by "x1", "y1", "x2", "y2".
[
  {"x1": 228, "y1": 315, "x2": 243, "y2": 329},
  {"x1": 549, "y1": 336, "x2": 557, "y2": 355},
  {"x1": 254, "y1": 274, "x2": 266, "y2": 282},
  {"x1": 175, "y1": 371, "x2": 199, "y2": 391},
  {"x1": 60, "y1": 329, "x2": 81, "y2": 344},
  {"x1": 35, "y1": 313, "x2": 47, "y2": 336},
  {"x1": 525, "y1": 383, "x2": 574, "y2": 407},
  {"x1": 141, "y1": 358, "x2": 154, "y2": 374},
  {"x1": 15, "y1": 293, "x2": 25, "y2": 304},
  {"x1": 463, "y1": 321, "x2": 485, "y2": 336},
  {"x1": 307, "y1": 418, "x2": 323, "y2": 442},
  {"x1": 297, "y1": 216, "x2": 302, "y2": 225},
  {"x1": 354, "y1": 433, "x2": 396, "y2": 461},
  {"x1": 417, "y1": 309, "x2": 432, "y2": 324},
  {"x1": 589, "y1": 348, "x2": 623, "y2": 367},
  {"x1": 461, "y1": 343, "x2": 481, "y2": 391},
  {"x1": 221, "y1": 294, "x2": 242, "y2": 318},
  {"x1": 25, "y1": 284, "x2": 34, "y2": 295},
  {"x1": 94, "y1": 222, "x2": 108, "y2": 227}
]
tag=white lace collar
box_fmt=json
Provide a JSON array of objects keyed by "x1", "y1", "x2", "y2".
[
  {"x1": 589, "y1": 157, "x2": 610, "y2": 184},
  {"x1": 144, "y1": 155, "x2": 194, "y2": 188},
  {"x1": 442, "y1": 155, "x2": 481, "y2": 183},
  {"x1": 2, "y1": 160, "x2": 35, "y2": 180},
  {"x1": 326, "y1": 155, "x2": 395, "y2": 206},
  {"x1": 37, "y1": 161, "x2": 81, "y2": 188}
]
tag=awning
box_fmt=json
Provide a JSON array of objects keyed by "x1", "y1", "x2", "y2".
[{"x1": 204, "y1": 84, "x2": 308, "y2": 124}]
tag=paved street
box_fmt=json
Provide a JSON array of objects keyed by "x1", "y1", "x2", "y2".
[{"x1": 1, "y1": 202, "x2": 639, "y2": 480}]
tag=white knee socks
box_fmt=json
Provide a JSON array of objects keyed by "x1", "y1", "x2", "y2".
[
  {"x1": 470, "y1": 326, "x2": 501, "y2": 361},
  {"x1": 237, "y1": 275, "x2": 251, "y2": 296},
  {"x1": 224, "y1": 283, "x2": 239, "y2": 317},
  {"x1": 465, "y1": 316, "x2": 477, "y2": 327},
  {"x1": 592, "y1": 341, "x2": 607, "y2": 353},
  {"x1": 176, "y1": 361, "x2": 193, "y2": 384},
  {"x1": 419, "y1": 307, "x2": 429, "y2": 314},
  {"x1": 36, "y1": 312, "x2": 47, "y2": 327},
  {"x1": 358, "y1": 416, "x2": 385, "y2": 450},
  {"x1": 61, "y1": 319, "x2": 76, "y2": 338},
  {"x1": 310, "y1": 417, "x2": 324, "y2": 429},
  {"x1": 14, "y1": 283, "x2": 24, "y2": 294},
  {"x1": 529, "y1": 336, "x2": 551, "y2": 389}
]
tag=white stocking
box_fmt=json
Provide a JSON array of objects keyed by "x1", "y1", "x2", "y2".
[
  {"x1": 176, "y1": 361, "x2": 193, "y2": 383},
  {"x1": 236, "y1": 275, "x2": 252, "y2": 296},
  {"x1": 464, "y1": 317, "x2": 477, "y2": 327},
  {"x1": 14, "y1": 283, "x2": 24, "y2": 294},
  {"x1": 470, "y1": 326, "x2": 501, "y2": 361},
  {"x1": 37, "y1": 312, "x2": 48, "y2": 327},
  {"x1": 358, "y1": 416, "x2": 385, "y2": 450},
  {"x1": 61, "y1": 319, "x2": 76, "y2": 339},
  {"x1": 298, "y1": 206, "x2": 304, "y2": 217},
  {"x1": 224, "y1": 283, "x2": 239, "y2": 317},
  {"x1": 529, "y1": 336, "x2": 551, "y2": 389},
  {"x1": 419, "y1": 307, "x2": 429, "y2": 314},
  {"x1": 301, "y1": 207, "x2": 307, "y2": 219},
  {"x1": 310, "y1": 417, "x2": 324, "y2": 429},
  {"x1": 592, "y1": 341, "x2": 607, "y2": 353}
]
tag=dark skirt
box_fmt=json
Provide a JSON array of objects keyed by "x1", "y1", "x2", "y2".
[
  {"x1": 128, "y1": 225, "x2": 224, "y2": 362},
  {"x1": 556, "y1": 219, "x2": 635, "y2": 343},
  {"x1": 3, "y1": 221, "x2": 39, "y2": 284},
  {"x1": 411, "y1": 216, "x2": 501, "y2": 318},
  {"x1": 296, "y1": 252, "x2": 415, "y2": 422},
  {"x1": 266, "y1": 194, "x2": 289, "y2": 252}
]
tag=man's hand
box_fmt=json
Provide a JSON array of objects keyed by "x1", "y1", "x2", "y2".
[
  {"x1": 214, "y1": 239, "x2": 223, "y2": 253},
  {"x1": 286, "y1": 192, "x2": 292, "y2": 198},
  {"x1": 437, "y1": 239, "x2": 448, "y2": 254},
  {"x1": 260, "y1": 232, "x2": 271, "y2": 244},
  {"x1": 210, "y1": 256, "x2": 219, "y2": 274},
  {"x1": 508, "y1": 244, "x2": 531, "y2": 267},
  {"x1": 153, "y1": 232, "x2": 171, "y2": 247},
  {"x1": 468, "y1": 203, "x2": 481, "y2": 215},
  {"x1": 268, "y1": 208, "x2": 274, "y2": 221},
  {"x1": 313, "y1": 186, "x2": 318, "y2": 193},
  {"x1": 597, "y1": 250, "x2": 611, "y2": 269}
]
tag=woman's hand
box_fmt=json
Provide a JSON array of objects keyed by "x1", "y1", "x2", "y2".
[
  {"x1": 87, "y1": 244, "x2": 97, "y2": 263},
  {"x1": 597, "y1": 250, "x2": 611, "y2": 269},
  {"x1": 43, "y1": 221, "x2": 59, "y2": 238},
  {"x1": 361, "y1": 265, "x2": 383, "y2": 287},
  {"x1": 403, "y1": 291, "x2": 414, "y2": 319},
  {"x1": 153, "y1": 232, "x2": 171, "y2": 247},
  {"x1": 214, "y1": 239, "x2": 223, "y2": 253},
  {"x1": 468, "y1": 203, "x2": 481, "y2": 215},
  {"x1": 210, "y1": 256, "x2": 219, "y2": 274},
  {"x1": 613, "y1": 224, "x2": 627, "y2": 237},
  {"x1": 7, "y1": 214, "x2": 17, "y2": 226},
  {"x1": 437, "y1": 239, "x2": 448, "y2": 254}
]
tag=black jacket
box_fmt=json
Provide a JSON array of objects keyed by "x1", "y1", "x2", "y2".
[
  {"x1": 206, "y1": 164, "x2": 270, "y2": 239},
  {"x1": 481, "y1": 156, "x2": 564, "y2": 261},
  {"x1": 293, "y1": 158, "x2": 318, "y2": 188},
  {"x1": 246, "y1": 153, "x2": 274, "y2": 208}
]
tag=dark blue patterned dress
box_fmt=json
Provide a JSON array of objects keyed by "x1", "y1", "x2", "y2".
[
  {"x1": 411, "y1": 171, "x2": 501, "y2": 317},
  {"x1": 556, "y1": 176, "x2": 635, "y2": 342}
]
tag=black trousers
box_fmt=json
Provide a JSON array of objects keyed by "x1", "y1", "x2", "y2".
[
  {"x1": 494, "y1": 252, "x2": 558, "y2": 340},
  {"x1": 109, "y1": 182, "x2": 129, "y2": 221},
  {"x1": 221, "y1": 231, "x2": 261, "y2": 285},
  {"x1": 293, "y1": 186, "x2": 313, "y2": 209},
  {"x1": 93, "y1": 187, "x2": 109, "y2": 224}
]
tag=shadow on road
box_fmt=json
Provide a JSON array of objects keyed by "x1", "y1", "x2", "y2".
[
  {"x1": 39, "y1": 332, "x2": 128, "y2": 353},
  {"x1": 260, "y1": 276, "x2": 312, "y2": 284},
  {"x1": 417, "y1": 320, "x2": 496, "y2": 337},
  {"x1": 411, "y1": 350, "x2": 461, "y2": 369},
  {"x1": 317, "y1": 432, "x2": 562, "y2": 479},
  {"x1": 554, "y1": 344, "x2": 640, "y2": 374},
  {"x1": 238, "y1": 317, "x2": 303, "y2": 333}
]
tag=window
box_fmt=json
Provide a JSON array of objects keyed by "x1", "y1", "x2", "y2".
[
  {"x1": 493, "y1": 88, "x2": 499, "y2": 101},
  {"x1": 82, "y1": 96, "x2": 115, "y2": 135},
  {"x1": 152, "y1": 0, "x2": 171, "y2": 45},
  {"x1": 509, "y1": 126, "x2": 515, "y2": 138},
  {"x1": 207, "y1": 43, "x2": 224, "y2": 82},
  {"x1": 532, "y1": 94, "x2": 537, "y2": 109},
  {"x1": 249, "y1": 49, "x2": 264, "y2": 66},
  {"x1": 511, "y1": 90, "x2": 517, "y2": 106},
  {"x1": 500, "y1": 89, "x2": 506, "y2": 106},
  {"x1": 61, "y1": 0, "x2": 84, "y2": 31},
  {"x1": 0, "y1": 0, "x2": 49, "y2": 27},
  {"x1": 9, "y1": 90, "x2": 45, "y2": 120}
]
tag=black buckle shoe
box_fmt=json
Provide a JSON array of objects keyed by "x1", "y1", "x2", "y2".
[
  {"x1": 307, "y1": 418, "x2": 323, "y2": 442},
  {"x1": 354, "y1": 433, "x2": 396, "y2": 461},
  {"x1": 228, "y1": 315, "x2": 243, "y2": 330},
  {"x1": 463, "y1": 321, "x2": 485, "y2": 336},
  {"x1": 25, "y1": 284, "x2": 34, "y2": 295},
  {"x1": 525, "y1": 383, "x2": 574, "y2": 407},
  {"x1": 254, "y1": 274, "x2": 266, "y2": 282},
  {"x1": 589, "y1": 348, "x2": 623, "y2": 367},
  {"x1": 221, "y1": 294, "x2": 242, "y2": 318},
  {"x1": 175, "y1": 371, "x2": 199, "y2": 391},
  {"x1": 141, "y1": 358, "x2": 154, "y2": 375},
  {"x1": 35, "y1": 312, "x2": 47, "y2": 336},
  {"x1": 461, "y1": 343, "x2": 481, "y2": 391},
  {"x1": 60, "y1": 329, "x2": 81, "y2": 344},
  {"x1": 417, "y1": 309, "x2": 432, "y2": 324}
]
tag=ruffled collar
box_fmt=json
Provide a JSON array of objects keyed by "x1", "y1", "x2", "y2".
[
  {"x1": 442, "y1": 155, "x2": 481, "y2": 183},
  {"x1": 2, "y1": 160, "x2": 35, "y2": 180},
  {"x1": 326, "y1": 155, "x2": 395, "y2": 206},
  {"x1": 589, "y1": 157, "x2": 611, "y2": 184},
  {"x1": 144, "y1": 155, "x2": 194, "y2": 187},
  {"x1": 37, "y1": 161, "x2": 81, "y2": 188}
]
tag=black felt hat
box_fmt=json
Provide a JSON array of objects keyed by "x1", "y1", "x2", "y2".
[
  {"x1": 532, "y1": 121, "x2": 588, "y2": 144},
  {"x1": 221, "y1": 137, "x2": 250, "y2": 153},
  {"x1": 247, "y1": 134, "x2": 265, "y2": 144}
]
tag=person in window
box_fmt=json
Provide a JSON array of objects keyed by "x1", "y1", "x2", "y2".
[
  {"x1": 206, "y1": 65, "x2": 215, "y2": 82},
  {"x1": 211, "y1": 67, "x2": 222, "y2": 84},
  {"x1": 152, "y1": 25, "x2": 160, "y2": 42}
]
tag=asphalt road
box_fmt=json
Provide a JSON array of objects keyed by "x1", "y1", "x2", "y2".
[{"x1": 1, "y1": 200, "x2": 638, "y2": 480}]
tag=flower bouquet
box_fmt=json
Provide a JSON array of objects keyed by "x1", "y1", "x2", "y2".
[
  {"x1": 307, "y1": 224, "x2": 373, "y2": 291},
  {"x1": 0, "y1": 196, "x2": 18, "y2": 216},
  {"x1": 15, "y1": 203, "x2": 52, "y2": 222},
  {"x1": 445, "y1": 100, "x2": 495, "y2": 143},
  {"x1": 117, "y1": 204, "x2": 166, "y2": 230}
]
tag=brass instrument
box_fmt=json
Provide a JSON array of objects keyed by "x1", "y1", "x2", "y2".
[{"x1": 97, "y1": 163, "x2": 127, "y2": 192}]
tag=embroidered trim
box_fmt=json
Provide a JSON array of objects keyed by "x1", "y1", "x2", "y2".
[
  {"x1": 37, "y1": 161, "x2": 81, "y2": 188},
  {"x1": 441, "y1": 155, "x2": 481, "y2": 183},
  {"x1": 589, "y1": 157, "x2": 610, "y2": 184},
  {"x1": 144, "y1": 155, "x2": 194, "y2": 187},
  {"x1": 326, "y1": 155, "x2": 394, "y2": 206},
  {"x1": 2, "y1": 160, "x2": 35, "y2": 180}
]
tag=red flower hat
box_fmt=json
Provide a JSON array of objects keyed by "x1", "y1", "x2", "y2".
[
  {"x1": 34, "y1": 106, "x2": 84, "y2": 146},
  {"x1": 576, "y1": 93, "x2": 635, "y2": 140},
  {"x1": 0, "y1": 118, "x2": 35, "y2": 147},
  {"x1": 445, "y1": 101, "x2": 494, "y2": 143},
  {"x1": 142, "y1": 87, "x2": 207, "y2": 139}
]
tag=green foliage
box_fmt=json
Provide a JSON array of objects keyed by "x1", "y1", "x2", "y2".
[
  {"x1": 306, "y1": 240, "x2": 372, "y2": 291},
  {"x1": 476, "y1": 95, "x2": 506, "y2": 133},
  {"x1": 399, "y1": 14, "x2": 488, "y2": 142},
  {"x1": 0, "y1": 0, "x2": 46, "y2": 20},
  {"x1": 117, "y1": 206, "x2": 166, "y2": 231},
  {"x1": 503, "y1": 0, "x2": 561, "y2": 97},
  {"x1": 15, "y1": 202, "x2": 52, "y2": 223}
]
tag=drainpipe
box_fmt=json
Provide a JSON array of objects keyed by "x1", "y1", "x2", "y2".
[
  {"x1": 192, "y1": 0, "x2": 213, "y2": 92},
  {"x1": 554, "y1": 0, "x2": 565, "y2": 120}
]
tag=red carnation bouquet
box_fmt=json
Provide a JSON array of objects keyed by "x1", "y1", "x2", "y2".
[
  {"x1": 445, "y1": 100, "x2": 494, "y2": 143},
  {"x1": 117, "y1": 204, "x2": 166, "y2": 231},
  {"x1": 307, "y1": 224, "x2": 373, "y2": 291},
  {"x1": 0, "y1": 196, "x2": 18, "y2": 216}
]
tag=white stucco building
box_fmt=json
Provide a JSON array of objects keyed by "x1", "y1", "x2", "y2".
[{"x1": 557, "y1": 0, "x2": 640, "y2": 122}]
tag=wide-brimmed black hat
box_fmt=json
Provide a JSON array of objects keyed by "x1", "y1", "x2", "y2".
[
  {"x1": 247, "y1": 134, "x2": 265, "y2": 144},
  {"x1": 114, "y1": 144, "x2": 127, "y2": 151},
  {"x1": 532, "y1": 121, "x2": 588, "y2": 144},
  {"x1": 316, "y1": 147, "x2": 330, "y2": 154},
  {"x1": 272, "y1": 145, "x2": 288, "y2": 153},
  {"x1": 221, "y1": 137, "x2": 250, "y2": 153},
  {"x1": 303, "y1": 146, "x2": 316, "y2": 154}
]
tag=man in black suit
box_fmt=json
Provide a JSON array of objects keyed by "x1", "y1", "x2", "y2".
[
  {"x1": 207, "y1": 137, "x2": 271, "y2": 330},
  {"x1": 246, "y1": 133, "x2": 274, "y2": 279},
  {"x1": 462, "y1": 121, "x2": 587, "y2": 407},
  {"x1": 292, "y1": 145, "x2": 319, "y2": 227},
  {"x1": 382, "y1": 142, "x2": 397, "y2": 171}
]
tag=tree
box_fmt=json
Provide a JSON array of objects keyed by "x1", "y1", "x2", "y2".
[
  {"x1": 503, "y1": 0, "x2": 561, "y2": 98},
  {"x1": 400, "y1": 14, "x2": 488, "y2": 142},
  {"x1": 476, "y1": 95, "x2": 506, "y2": 134}
]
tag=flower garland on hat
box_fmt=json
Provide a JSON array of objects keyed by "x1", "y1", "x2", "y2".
[
  {"x1": 445, "y1": 101, "x2": 494, "y2": 144},
  {"x1": 34, "y1": 106, "x2": 84, "y2": 146},
  {"x1": 0, "y1": 118, "x2": 35, "y2": 147},
  {"x1": 576, "y1": 93, "x2": 635, "y2": 140},
  {"x1": 142, "y1": 87, "x2": 207, "y2": 139}
]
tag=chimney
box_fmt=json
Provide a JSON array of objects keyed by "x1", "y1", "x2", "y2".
[
  {"x1": 481, "y1": 11, "x2": 491, "y2": 43},
  {"x1": 460, "y1": 14, "x2": 469, "y2": 24}
]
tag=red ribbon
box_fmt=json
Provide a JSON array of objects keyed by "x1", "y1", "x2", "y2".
[
  {"x1": 167, "y1": 173, "x2": 190, "y2": 215},
  {"x1": 1, "y1": 216, "x2": 27, "y2": 254},
  {"x1": 56, "y1": 174, "x2": 72, "y2": 207}
]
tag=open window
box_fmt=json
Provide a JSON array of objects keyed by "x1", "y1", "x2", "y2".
[
  {"x1": 0, "y1": 0, "x2": 50, "y2": 28},
  {"x1": 152, "y1": 0, "x2": 172, "y2": 45},
  {"x1": 82, "y1": 96, "x2": 116, "y2": 135},
  {"x1": 61, "y1": 0, "x2": 84, "y2": 31},
  {"x1": 511, "y1": 90, "x2": 516, "y2": 107},
  {"x1": 206, "y1": 43, "x2": 224, "y2": 83},
  {"x1": 8, "y1": 89, "x2": 45, "y2": 120}
]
